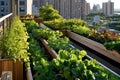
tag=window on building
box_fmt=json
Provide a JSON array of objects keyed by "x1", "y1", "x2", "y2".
[
  {"x1": 1, "y1": 7, "x2": 4, "y2": 12},
  {"x1": 20, "y1": 1, "x2": 25, "y2": 6},
  {"x1": 6, "y1": 2, "x2": 8, "y2": 6},
  {"x1": 0, "y1": 1, "x2": 4, "y2": 6},
  {"x1": 20, "y1": 7, "x2": 25, "y2": 12},
  {"x1": 6, "y1": 8, "x2": 8, "y2": 12}
]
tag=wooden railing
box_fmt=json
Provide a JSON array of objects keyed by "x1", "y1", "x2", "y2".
[
  {"x1": 0, "y1": 13, "x2": 13, "y2": 36},
  {"x1": 0, "y1": 13, "x2": 13, "y2": 59}
]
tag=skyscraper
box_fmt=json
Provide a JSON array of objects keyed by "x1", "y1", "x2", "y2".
[
  {"x1": 33, "y1": 0, "x2": 86, "y2": 20},
  {"x1": 102, "y1": 0, "x2": 114, "y2": 16},
  {"x1": 85, "y1": 2, "x2": 90, "y2": 16},
  {"x1": 60, "y1": 0, "x2": 71, "y2": 19},
  {"x1": 93, "y1": 4, "x2": 100, "y2": 12}
]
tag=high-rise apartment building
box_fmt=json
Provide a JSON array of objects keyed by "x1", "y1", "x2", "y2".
[
  {"x1": 33, "y1": 0, "x2": 86, "y2": 20},
  {"x1": 85, "y1": 2, "x2": 90, "y2": 16},
  {"x1": 0, "y1": 0, "x2": 33, "y2": 17},
  {"x1": 93, "y1": 4, "x2": 100, "y2": 11},
  {"x1": 102, "y1": 0, "x2": 114, "y2": 16},
  {"x1": 59, "y1": 0, "x2": 71, "y2": 19}
]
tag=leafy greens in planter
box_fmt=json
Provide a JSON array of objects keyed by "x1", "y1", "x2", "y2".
[
  {"x1": 104, "y1": 41, "x2": 120, "y2": 54},
  {"x1": 1, "y1": 16, "x2": 29, "y2": 61},
  {"x1": 22, "y1": 20, "x2": 120, "y2": 80}
]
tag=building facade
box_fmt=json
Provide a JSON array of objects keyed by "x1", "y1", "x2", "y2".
[
  {"x1": 85, "y1": 2, "x2": 90, "y2": 16},
  {"x1": 0, "y1": 0, "x2": 33, "y2": 17},
  {"x1": 102, "y1": 0, "x2": 114, "y2": 16},
  {"x1": 0, "y1": 0, "x2": 10, "y2": 16},
  {"x1": 33, "y1": 0, "x2": 86, "y2": 20},
  {"x1": 19, "y1": 0, "x2": 33, "y2": 15}
]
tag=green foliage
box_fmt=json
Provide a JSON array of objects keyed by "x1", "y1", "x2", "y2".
[
  {"x1": 32, "y1": 28, "x2": 63, "y2": 40},
  {"x1": 28, "y1": 35, "x2": 45, "y2": 61},
  {"x1": 86, "y1": 12, "x2": 106, "y2": 20},
  {"x1": 27, "y1": 24, "x2": 119, "y2": 80},
  {"x1": 47, "y1": 37, "x2": 70, "y2": 50},
  {"x1": 104, "y1": 41, "x2": 120, "y2": 53},
  {"x1": 21, "y1": 20, "x2": 120, "y2": 79},
  {"x1": 52, "y1": 49, "x2": 109, "y2": 80},
  {"x1": 44, "y1": 19, "x2": 88, "y2": 30},
  {"x1": 39, "y1": 3, "x2": 63, "y2": 21},
  {"x1": 44, "y1": 19, "x2": 92, "y2": 36},
  {"x1": 23, "y1": 20, "x2": 40, "y2": 33},
  {"x1": 1, "y1": 16, "x2": 29, "y2": 61},
  {"x1": 89, "y1": 30, "x2": 120, "y2": 44},
  {"x1": 73, "y1": 25, "x2": 92, "y2": 36},
  {"x1": 108, "y1": 22, "x2": 120, "y2": 31},
  {"x1": 106, "y1": 15, "x2": 120, "y2": 21},
  {"x1": 87, "y1": 12, "x2": 105, "y2": 17}
]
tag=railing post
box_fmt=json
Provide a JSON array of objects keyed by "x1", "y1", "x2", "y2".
[{"x1": 0, "y1": 13, "x2": 13, "y2": 36}]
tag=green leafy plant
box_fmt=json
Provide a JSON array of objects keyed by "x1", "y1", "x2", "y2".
[
  {"x1": 73, "y1": 25, "x2": 92, "y2": 36},
  {"x1": 23, "y1": 20, "x2": 40, "y2": 33},
  {"x1": 32, "y1": 28, "x2": 63, "y2": 40},
  {"x1": 1, "y1": 16, "x2": 29, "y2": 61},
  {"x1": 104, "y1": 41, "x2": 120, "y2": 54},
  {"x1": 47, "y1": 37, "x2": 70, "y2": 50},
  {"x1": 39, "y1": 3, "x2": 63, "y2": 21},
  {"x1": 44, "y1": 18, "x2": 88, "y2": 30},
  {"x1": 22, "y1": 20, "x2": 120, "y2": 80}
]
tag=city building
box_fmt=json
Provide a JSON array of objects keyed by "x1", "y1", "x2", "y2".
[
  {"x1": 92, "y1": 4, "x2": 101, "y2": 12},
  {"x1": 85, "y1": 2, "x2": 90, "y2": 15},
  {"x1": 19, "y1": 0, "x2": 33, "y2": 15},
  {"x1": 102, "y1": 0, "x2": 114, "y2": 16},
  {"x1": 0, "y1": 0, "x2": 33, "y2": 17},
  {"x1": 33, "y1": 0, "x2": 86, "y2": 20},
  {"x1": 32, "y1": 5, "x2": 39, "y2": 16},
  {"x1": 0, "y1": 0, "x2": 11, "y2": 16}
]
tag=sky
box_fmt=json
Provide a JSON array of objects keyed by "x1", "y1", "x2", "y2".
[{"x1": 86, "y1": 0, "x2": 120, "y2": 9}]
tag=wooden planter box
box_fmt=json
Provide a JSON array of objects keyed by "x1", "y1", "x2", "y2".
[
  {"x1": 41, "y1": 39, "x2": 58, "y2": 58},
  {"x1": 40, "y1": 23, "x2": 50, "y2": 29},
  {"x1": 0, "y1": 59, "x2": 23, "y2": 80},
  {"x1": 34, "y1": 18, "x2": 42, "y2": 24},
  {"x1": 65, "y1": 31, "x2": 120, "y2": 64}
]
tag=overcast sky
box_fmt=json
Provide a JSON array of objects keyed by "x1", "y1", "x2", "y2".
[{"x1": 86, "y1": 0, "x2": 120, "y2": 9}]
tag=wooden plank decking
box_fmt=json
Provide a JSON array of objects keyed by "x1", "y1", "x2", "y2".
[{"x1": 66, "y1": 31, "x2": 120, "y2": 64}]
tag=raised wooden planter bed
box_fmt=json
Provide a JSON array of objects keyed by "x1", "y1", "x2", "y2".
[
  {"x1": 40, "y1": 23, "x2": 52, "y2": 30},
  {"x1": 0, "y1": 59, "x2": 33, "y2": 80},
  {"x1": 34, "y1": 18, "x2": 42, "y2": 24},
  {"x1": 0, "y1": 59, "x2": 23, "y2": 80},
  {"x1": 64, "y1": 30, "x2": 120, "y2": 64},
  {"x1": 41, "y1": 39, "x2": 58, "y2": 58}
]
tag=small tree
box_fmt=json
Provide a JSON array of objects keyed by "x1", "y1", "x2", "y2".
[
  {"x1": 93, "y1": 22, "x2": 102, "y2": 31},
  {"x1": 39, "y1": 3, "x2": 63, "y2": 21}
]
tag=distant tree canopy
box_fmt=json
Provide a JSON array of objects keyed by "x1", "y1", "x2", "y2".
[
  {"x1": 106, "y1": 15, "x2": 120, "y2": 21},
  {"x1": 39, "y1": 3, "x2": 63, "y2": 21},
  {"x1": 87, "y1": 12, "x2": 105, "y2": 17},
  {"x1": 86, "y1": 12, "x2": 106, "y2": 20},
  {"x1": 108, "y1": 22, "x2": 120, "y2": 31}
]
